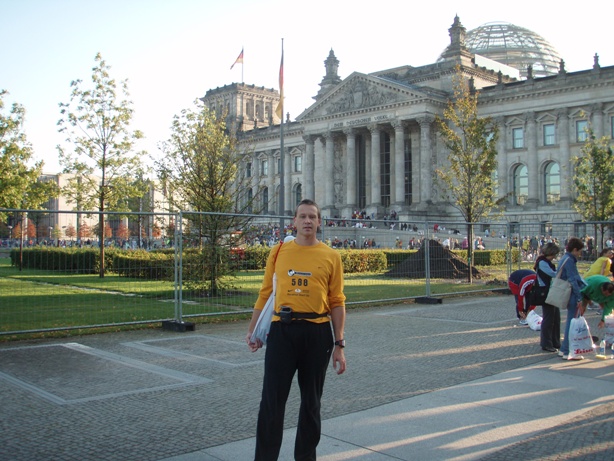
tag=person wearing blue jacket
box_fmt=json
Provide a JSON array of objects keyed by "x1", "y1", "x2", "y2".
[{"x1": 557, "y1": 237, "x2": 587, "y2": 360}]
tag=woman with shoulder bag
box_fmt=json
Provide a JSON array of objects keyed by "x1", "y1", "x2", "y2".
[
  {"x1": 558, "y1": 237, "x2": 587, "y2": 360},
  {"x1": 532, "y1": 242, "x2": 561, "y2": 352}
]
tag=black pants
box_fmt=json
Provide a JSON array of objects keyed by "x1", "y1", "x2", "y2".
[
  {"x1": 541, "y1": 303, "x2": 561, "y2": 349},
  {"x1": 255, "y1": 321, "x2": 333, "y2": 461}
]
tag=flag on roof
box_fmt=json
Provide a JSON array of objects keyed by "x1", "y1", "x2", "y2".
[
  {"x1": 275, "y1": 49, "x2": 284, "y2": 120},
  {"x1": 230, "y1": 48, "x2": 244, "y2": 70}
]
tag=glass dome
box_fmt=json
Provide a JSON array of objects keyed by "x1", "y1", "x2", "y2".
[{"x1": 465, "y1": 22, "x2": 562, "y2": 78}]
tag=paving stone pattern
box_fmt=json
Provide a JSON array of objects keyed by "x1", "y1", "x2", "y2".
[{"x1": 0, "y1": 294, "x2": 612, "y2": 461}]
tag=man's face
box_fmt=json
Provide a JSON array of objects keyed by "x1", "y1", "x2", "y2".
[{"x1": 294, "y1": 204, "x2": 320, "y2": 237}]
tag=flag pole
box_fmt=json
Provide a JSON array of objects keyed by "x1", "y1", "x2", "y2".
[{"x1": 278, "y1": 38, "x2": 285, "y2": 223}]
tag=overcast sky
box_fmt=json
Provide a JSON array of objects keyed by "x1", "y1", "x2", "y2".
[{"x1": 2, "y1": 0, "x2": 612, "y2": 174}]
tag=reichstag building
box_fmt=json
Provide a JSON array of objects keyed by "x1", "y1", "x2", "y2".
[{"x1": 203, "y1": 16, "x2": 614, "y2": 226}]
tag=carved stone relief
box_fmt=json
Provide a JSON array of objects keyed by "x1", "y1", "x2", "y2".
[{"x1": 326, "y1": 79, "x2": 401, "y2": 115}]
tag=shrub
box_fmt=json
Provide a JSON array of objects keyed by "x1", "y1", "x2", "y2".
[{"x1": 114, "y1": 250, "x2": 174, "y2": 280}]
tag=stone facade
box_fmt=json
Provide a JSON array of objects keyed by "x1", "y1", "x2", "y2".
[{"x1": 202, "y1": 16, "x2": 614, "y2": 227}]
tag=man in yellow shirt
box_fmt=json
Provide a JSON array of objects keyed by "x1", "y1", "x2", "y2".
[{"x1": 246, "y1": 199, "x2": 346, "y2": 461}]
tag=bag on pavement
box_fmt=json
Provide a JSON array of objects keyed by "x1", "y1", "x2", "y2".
[
  {"x1": 568, "y1": 314, "x2": 595, "y2": 358},
  {"x1": 545, "y1": 258, "x2": 571, "y2": 308},
  {"x1": 526, "y1": 310, "x2": 542, "y2": 331}
]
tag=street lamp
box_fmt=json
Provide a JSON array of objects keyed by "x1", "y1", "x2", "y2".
[{"x1": 49, "y1": 226, "x2": 53, "y2": 243}]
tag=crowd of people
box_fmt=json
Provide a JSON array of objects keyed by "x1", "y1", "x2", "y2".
[{"x1": 508, "y1": 237, "x2": 614, "y2": 360}]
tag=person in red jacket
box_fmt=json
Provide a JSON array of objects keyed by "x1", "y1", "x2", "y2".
[{"x1": 508, "y1": 269, "x2": 537, "y2": 325}]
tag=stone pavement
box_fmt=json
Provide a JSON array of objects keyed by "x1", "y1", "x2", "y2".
[{"x1": 0, "y1": 294, "x2": 612, "y2": 461}]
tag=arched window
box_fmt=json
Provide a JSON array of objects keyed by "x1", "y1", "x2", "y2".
[
  {"x1": 247, "y1": 188, "x2": 253, "y2": 214},
  {"x1": 513, "y1": 164, "x2": 528, "y2": 205},
  {"x1": 262, "y1": 187, "x2": 269, "y2": 214},
  {"x1": 293, "y1": 184, "x2": 302, "y2": 208},
  {"x1": 544, "y1": 162, "x2": 560, "y2": 204}
]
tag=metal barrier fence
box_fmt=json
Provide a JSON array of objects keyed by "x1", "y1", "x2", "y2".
[{"x1": 0, "y1": 208, "x2": 606, "y2": 336}]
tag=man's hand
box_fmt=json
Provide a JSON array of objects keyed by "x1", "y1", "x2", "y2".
[
  {"x1": 332, "y1": 347, "x2": 346, "y2": 375},
  {"x1": 246, "y1": 332, "x2": 263, "y2": 352},
  {"x1": 577, "y1": 301, "x2": 586, "y2": 316}
]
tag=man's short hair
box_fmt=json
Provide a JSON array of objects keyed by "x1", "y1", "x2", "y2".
[{"x1": 295, "y1": 199, "x2": 321, "y2": 219}]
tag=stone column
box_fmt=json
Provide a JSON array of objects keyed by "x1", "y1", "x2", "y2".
[
  {"x1": 557, "y1": 108, "x2": 571, "y2": 202},
  {"x1": 496, "y1": 117, "x2": 508, "y2": 203},
  {"x1": 526, "y1": 112, "x2": 539, "y2": 206},
  {"x1": 267, "y1": 150, "x2": 275, "y2": 213},
  {"x1": 302, "y1": 135, "x2": 316, "y2": 201},
  {"x1": 417, "y1": 116, "x2": 434, "y2": 204},
  {"x1": 249, "y1": 153, "x2": 259, "y2": 211},
  {"x1": 284, "y1": 145, "x2": 292, "y2": 214},
  {"x1": 393, "y1": 121, "x2": 405, "y2": 206},
  {"x1": 344, "y1": 129, "x2": 357, "y2": 210},
  {"x1": 324, "y1": 132, "x2": 335, "y2": 209},
  {"x1": 369, "y1": 124, "x2": 381, "y2": 207},
  {"x1": 592, "y1": 103, "x2": 604, "y2": 138}
]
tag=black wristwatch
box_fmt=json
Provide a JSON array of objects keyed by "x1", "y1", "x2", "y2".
[{"x1": 334, "y1": 339, "x2": 345, "y2": 348}]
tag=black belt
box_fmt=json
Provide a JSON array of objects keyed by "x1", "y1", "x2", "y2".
[{"x1": 274, "y1": 312, "x2": 329, "y2": 320}]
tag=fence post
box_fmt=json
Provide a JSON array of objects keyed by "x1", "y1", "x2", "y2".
[
  {"x1": 416, "y1": 219, "x2": 442, "y2": 304},
  {"x1": 162, "y1": 210, "x2": 194, "y2": 332}
]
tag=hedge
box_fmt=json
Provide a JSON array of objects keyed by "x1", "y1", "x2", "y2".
[{"x1": 8, "y1": 246, "x2": 519, "y2": 279}]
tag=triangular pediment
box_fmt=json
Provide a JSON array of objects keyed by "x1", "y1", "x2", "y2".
[{"x1": 297, "y1": 72, "x2": 438, "y2": 121}]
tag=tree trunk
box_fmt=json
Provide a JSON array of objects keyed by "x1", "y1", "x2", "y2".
[
  {"x1": 467, "y1": 222, "x2": 473, "y2": 284},
  {"x1": 99, "y1": 210, "x2": 105, "y2": 278}
]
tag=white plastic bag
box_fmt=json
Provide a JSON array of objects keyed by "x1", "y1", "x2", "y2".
[
  {"x1": 527, "y1": 310, "x2": 542, "y2": 331},
  {"x1": 250, "y1": 274, "x2": 276, "y2": 345},
  {"x1": 568, "y1": 315, "x2": 594, "y2": 358}
]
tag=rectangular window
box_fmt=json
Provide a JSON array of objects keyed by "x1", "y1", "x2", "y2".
[
  {"x1": 576, "y1": 120, "x2": 588, "y2": 142},
  {"x1": 246, "y1": 162, "x2": 252, "y2": 178},
  {"x1": 611, "y1": 116, "x2": 614, "y2": 139},
  {"x1": 543, "y1": 124, "x2": 555, "y2": 146},
  {"x1": 294, "y1": 155, "x2": 302, "y2": 173},
  {"x1": 260, "y1": 159, "x2": 268, "y2": 176},
  {"x1": 277, "y1": 158, "x2": 281, "y2": 174},
  {"x1": 512, "y1": 127, "x2": 524, "y2": 149}
]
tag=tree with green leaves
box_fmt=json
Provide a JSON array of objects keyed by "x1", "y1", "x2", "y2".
[
  {"x1": 434, "y1": 69, "x2": 500, "y2": 283},
  {"x1": 155, "y1": 101, "x2": 258, "y2": 295},
  {"x1": 572, "y1": 125, "x2": 614, "y2": 252},
  {"x1": 0, "y1": 90, "x2": 59, "y2": 223},
  {"x1": 57, "y1": 53, "x2": 147, "y2": 277}
]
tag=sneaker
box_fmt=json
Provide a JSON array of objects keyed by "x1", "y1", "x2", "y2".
[
  {"x1": 558, "y1": 350, "x2": 564, "y2": 357},
  {"x1": 542, "y1": 347, "x2": 557, "y2": 352},
  {"x1": 562, "y1": 355, "x2": 584, "y2": 360},
  {"x1": 519, "y1": 319, "x2": 528, "y2": 326}
]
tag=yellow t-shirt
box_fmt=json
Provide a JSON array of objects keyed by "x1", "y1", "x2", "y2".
[
  {"x1": 255, "y1": 240, "x2": 346, "y2": 323},
  {"x1": 584, "y1": 256, "x2": 612, "y2": 278}
]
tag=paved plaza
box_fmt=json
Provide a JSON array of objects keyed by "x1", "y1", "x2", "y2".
[{"x1": 0, "y1": 294, "x2": 613, "y2": 460}]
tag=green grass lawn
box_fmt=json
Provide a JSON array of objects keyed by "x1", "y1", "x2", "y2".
[{"x1": 0, "y1": 256, "x2": 592, "y2": 339}]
